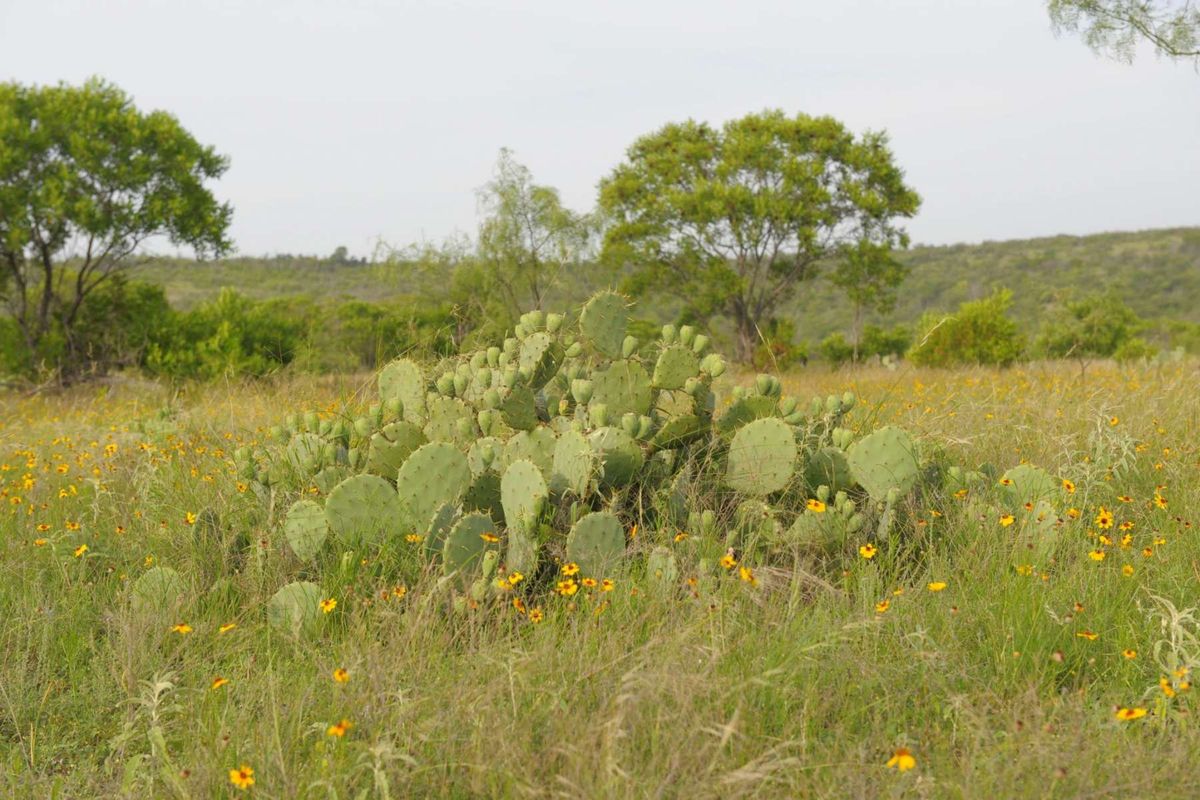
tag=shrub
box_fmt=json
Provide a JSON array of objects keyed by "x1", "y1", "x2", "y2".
[
  {"x1": 908, "y1": 289, "x2": 1024, "y2": 367},
  {"x1": 818, "y1": 333, "x2": 854, "y2": 367}
]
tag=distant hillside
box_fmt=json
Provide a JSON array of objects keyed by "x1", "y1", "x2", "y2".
[{"x1": 133, "y1": 226, "x2": 1200, "y2": 344}]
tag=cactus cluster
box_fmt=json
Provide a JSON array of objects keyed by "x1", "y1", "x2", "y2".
[{"x1": 238, "y1": 290, "x2": 962, "y2": 606}]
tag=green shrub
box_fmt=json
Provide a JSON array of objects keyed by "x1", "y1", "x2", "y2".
[
  {"x1": 818, "y1": 333, "x2": 854, "y2": 367},
  {"x1": 908, "y1": 289, "x2": 1025, "y2": 367},
  {"x1": 752, "y1": 319, "x2": 807, "y2": 370},
  {"x1": 860, "y1": 324, "x2": 911, "y2": 360}
]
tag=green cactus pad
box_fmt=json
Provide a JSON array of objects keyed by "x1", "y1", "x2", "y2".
[
  {"x1": 846, "y1": 426, "x2": 920, "y2": 501},
  {"x1": 266, "y1": 581, "x2": 322, "y2": 636},
  {"x1": 550, "y1": 429, "x2": 593, "y2": 496},
  {"x1": 131, "y1": 567, "x2": 186, "y2": 612},
  {"x1": 588, "y1": 426, "x2": 645, "y2": 488},
  {"x1": 379, "y1": 358, "x2": 427, "y2": 424},
  {"x1": 518, "y1": 332, "x2": 565, "y2": 390},
  {"x1": 716, "y1": 396, "x2": 780, "y2": 435},
  {"x1": 999, "y1": 464, "x2": 1057, "y2": 507},
  {"x1": 646, "y1": 546, "x2": 679, "y2": 586},
  {"x1": 501, "y1": 427, "x2": 556, "y2": 480},
  {"x1": 286, "y1": 432, "x2": 325, "y2": 474},
  {"x1": 325, "y1": 474, "x2": 403, "y2": 544},
  {"x1": 566, "y1": 511, "x2": 625, "y2": 577},
  {"x1": 726, "y1": 417, "x2": 797, "y2": 496},
  {"x1": 397, "y1": 442, "x2": 472, "y2": 534},
  {"x1": 651, "y1": 414, "x2": 706, "y2": 449},
  {"x1": 501, "y1": 459, "x2": 548, "y2": 531},
  {"x1": 283, "y1": 499, "x2": 328, "y2": 561},
  {"x1": 443, "y1": 512, "x2": 496, "y2": 581},
  {"x1": 505, "y1": 526, "x2": 539, "y2": 575},
  {"x1": 591, "y1": 360, "x2": 653, "y2": 418},
  {"x1": 579, "y1": 290, "x2": 628, "y2": 357},
  {"x1": 652, "y1": 345, "x2": 700, "y2": 390},
  {"x1": 467, "y1": 436, "x2": 504, "y2": 476},
  {"x1": 366, "y1": 421, "x2": 427, "y2": 477},
  {"x1": 423, "y1": 396, "x2": 478, "y2": 447},
  {"x1": 312, "y1": 465, "x2": 353, "y2": 495},
  {"x1": 499, "y1": 385, "x2": 539, "y2": 431},
  {"x1": 804, "y1": 447, "x2": 854, "y2": 494},
  {"x1": 463, "y1": 472, "x2": 503, "y2": 522}
]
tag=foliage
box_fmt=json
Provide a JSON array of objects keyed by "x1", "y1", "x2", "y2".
[
  {"x1": 1049, "y1": 0, "x2": 1200, "y2": 61},
  {"x1": 0, "y1": 78, "x2": 231, "y2": 381},
  {"x1": 908, "y1": 289, "x2": 1026, "y2": 367},
  {"x1": 476, "y1": 148, "x2": 593, "y2": 317},
  {"x1": 598, "y1": 109, "x2": 921, "y2": 361},
  {"x1": 750, "y1": 318, "x2": 808, "y2": 371},
  {"x1": 1034, "y1": 291, "x2": 1150, "y2": 367},
  {"x1": 827, "y1": 240, "x2": 910, "y2": 360}
]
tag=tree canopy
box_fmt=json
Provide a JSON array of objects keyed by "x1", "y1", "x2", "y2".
[
  {"x1": 597, "y1": 110, "x2": 920, "y2": 361},
  {"x1": 0, "y1": 77, "x2": 231, "y2": 380},
  {"x1": 1048, "y1": 0, "x2": 1200, "y2": 62}
]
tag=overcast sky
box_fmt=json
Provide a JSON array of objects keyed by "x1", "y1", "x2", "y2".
[{"x1": 3, "y1": 0, "x2": 1198, "y2": 257}]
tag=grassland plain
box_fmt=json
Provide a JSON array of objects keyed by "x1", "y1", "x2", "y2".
[{"x1": 2, "y1": 361, "x2": 1200, "y2": 798}]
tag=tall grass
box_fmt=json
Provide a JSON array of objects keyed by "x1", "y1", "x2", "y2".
[{"x1": 2, "y1": 361, "x2": 1199, "y2": 798}]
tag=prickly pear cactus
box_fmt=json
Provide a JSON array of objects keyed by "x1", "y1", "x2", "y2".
[
  {"x1": 579, "y1": 290, "x2": 628, "y2": 358},
  {"x1": 325, "y1": 474, "x2": 402, "y2": 544},
  {"x1": 284, "y1": 499, "x2": 328, "y2": 561},
  {"x1": 726, "y1": 417, "x2": 797, "y2": 496},
  {"x1": 443, "y1": 512, "x2": 496, "y2": 583},
  {"x1": 565, "y1": 511, "x2": 625, "y2": 577},
  {"x1": 847, "y1": 426, "x2": 920, "y2": 501},
  {"x1": 501, "y1": 459, "x2": 548, "y2": 532},
  {"x1": 397, "y1": 442, "x2": 472, "y2": 534},
  {"x1": 379, "y1": 358, "x2": 426, "y2": 424},
  {"x1": 998, "y1": 464, "x2": 1057, "y2": 508},
  {"x1": 131, "y1": 567, "x2": 186, "y2": 612},
  {"x1": 267, "y1": 581, "x2": 322, "y2": 636}
]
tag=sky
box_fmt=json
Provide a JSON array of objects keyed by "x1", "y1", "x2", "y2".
[{"x1": 2, "y1": 0, "x2": 1198, "y2": 258}]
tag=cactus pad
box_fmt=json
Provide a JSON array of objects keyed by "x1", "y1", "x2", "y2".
[
  {"x1": 652, "y1": 345, "x2": 700, "y2": 390},
  {"x1": 725, "y1": 417, "x2": 797, "y2": 496},
  {"x1": 566, "y1": 511, "x2": 625, "y2": 577},
  {"x1": 442, "y1": 512, "x2": 495, "y2": 582},
  {"x1": 366, "y1": 421, "x2": 427, "y2": 477},
  {"x1": 379, "y1": 358, "x2": 426, "y2": 424},
  {"x1": 283, "y1": 499, "x2": 328, "y2": 561},
  {"x1": 550, "y1": 429, "x2": 593, "y2": 496},
  {"x1": 397, "y1": 442, "x2": 472, "y2": 533},
  {"x1": 579, "y1": 290, "x2": 628, "y2": 357},
  {"x1": 588, "y1": 426, "x2": 645, "y2": 488},
  {"x1": 131, "y1": 566, "x2": 186, "y2": 612},
  {"x1": 847, "y1": 426, "x2": 920, "y2": 501},
  {"x1": 267, "y1": 581, "x2": 322, "y2": 636},
  {"x1": 591, "y1": 360, "x2": 653, "y2": 418},
  {"x1": 804, "y1": 447, "x2": 854, "y2": 494},
  {"x1": 325, "y1": 474, "x2": 403, "y2": 544},
  {"x1": 501, "y1": 459, "x2": 548, "y2": 532}
]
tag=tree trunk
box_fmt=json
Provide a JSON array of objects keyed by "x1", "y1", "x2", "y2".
[
  {"x1": 851, "y1": 302, "x2": 863, "y2": 363},
  {"x1": 733, "y1": 303, "x2": 757, "y2": 363}
]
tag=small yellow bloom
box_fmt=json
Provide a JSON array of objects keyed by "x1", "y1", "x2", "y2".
[
  {"x1": 326, "y1": 718, "x2": 353, "y2": 738},
  {"x1": 507, "y1": 571, "x2": 525, "y2": 586},
  {"x1": 1160, "y1": 677, "x2": 1176, "y2": 698},
  {"x1": 320, "y1": 598, "x2": 337, "y2": 614},
  {"x1": 480, "y1": 532, "x2": 499, "y2": 543},
  {"x1": 171, "y1": 623, "x2": 192, "y2": 635},
  {"x1": 1121, "y1": 564, "x2": 1134, "y2": 577},
  {"x1": 806, "y1": 498, "x2": 826, "y2": 513},
  {"x1": 512, "y1": 597, "x2": 527, "y2": 614},
  {"x1": 859, "y1": 543, "x2": 877, "y2": 559},
  {"x1": 33, "y1": 538, "x2": 48, "y2": 547},
  {"x1": 886, "y1": 747, "x2": 916, "y2": 771},
  {"x1": 673, "y1": 531, "x2": 689, "y2": 542},
  {"x1": 73, "y1": 543, "x2": 88, "y2": 558},
  {"x1": 601, "y1": 578, "x2": 615, "y2": 592},
  {"x1": 1067, "y1": 508, "x2": 1081, "y2": 519},
  {"x1": 561, "y1": 562, "x2": 580, "y2": 577},
  {"x1": 404, "y1": 533, "x2": 423, "y2": 544},
  {"x1": 333, "y1": 667, "x2": 350, "y2": 683},
  {"x1": 1115, "y1": 707, "x2": 1146, "y2": 721},
  {"x1": 1076, "y1": 630, "x2": 1098, "y2": 641},
  {"x1": 185, "y1": 511, "x2": 197, "y2": 525},
  {"x1": 229, "y1": 765, "x2": 255, "y2": 789},
  {"x1": 1088, "y1": 550, "x2": 1107, "y2": 562},
  {"x1": 556, "y1": 578, "x2": 579, "y2": 597},
  {"x1": 1095, "y1": 507, "x2": 1113, "y2": 529},
  {"x1": 875, "y1": 599, "x2": 890, "y2": 614},
  {"x1": 1062, "y1": 478, "x2": 1076, "y2": 494},
  {"x1": 927, "y1": 581, "x2": 947, "y2": 592},
  {"x1": 1122, "y1": 649, "x2": 1137, "y2": 659},
  {"x1": 219, "y1": 622, "x2": 237, "y2": 634},
  {"x1": 999, "y1": 514, "x2": 1015, "y2": 527},
  {"x1": 581, "y1": 577, "x2": 598, "y2": 589},
  {"x1": 720, "y1": 553, "x2": 738, "y2": 569},
  {"x1": 738, "y1": 566, "x2": 757, "y2": 586},
  {"x1": 528, "y1": 607, "x2": 545, "y2": 623},
  {"x1": 211, "y1": 677, "x2": 229, "y2": 690},
  {"x1": 1109, "y1": 416, "x2": 1120, "y2": 427}
]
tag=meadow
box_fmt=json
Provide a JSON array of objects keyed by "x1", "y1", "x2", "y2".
[{"x1": 3, "y1": 357, "x2": 1199, "y2": 799}]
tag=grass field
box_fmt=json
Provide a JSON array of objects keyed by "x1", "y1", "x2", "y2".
[{"x1": 3, "y1": 361, "x2": 1200, "y2": 798}]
